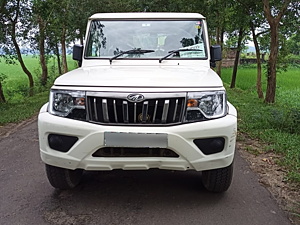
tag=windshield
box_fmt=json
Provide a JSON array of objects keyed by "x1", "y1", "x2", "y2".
[{"x1": 85, "y1": 20, "x2": 207, "y2": 60}]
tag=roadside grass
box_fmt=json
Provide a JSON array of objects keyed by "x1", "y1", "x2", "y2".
[
  {"x1": 0, "y1": 91, "x2": 49, "y2": 125},
  {"x1": 222, "y1": 66, "x2": 300, "y2": 183},
  {"x1": 0, "y1": 55, "x2": 77, "y2": 125}
]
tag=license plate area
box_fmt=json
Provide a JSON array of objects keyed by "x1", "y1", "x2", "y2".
[{"x1": 104, "y1": 132, "x2": 168, "y2": 148}]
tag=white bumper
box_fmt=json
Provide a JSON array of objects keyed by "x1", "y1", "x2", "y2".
[{"x1": 38, "y1": 103, "x2": 237, "y2": 171}]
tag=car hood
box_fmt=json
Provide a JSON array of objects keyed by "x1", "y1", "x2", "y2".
[{"x1": 54, "y1": 65, "x2": 223, "y2": 88}]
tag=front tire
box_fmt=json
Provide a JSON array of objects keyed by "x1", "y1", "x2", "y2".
[
  {"x1": 202, "y1": 163, "x2": 233, "y2": 193},
  {"x1": 45, "y1": 164, "x2": 83, "y2": 190}
]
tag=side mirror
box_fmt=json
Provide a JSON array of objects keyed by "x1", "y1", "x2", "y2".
[
  {"x1": 73, "y1": 44, "x2": 83, "y2": 67},
  {"x1": 210, "y1": 45, "x2": 222, "y2": 68}
]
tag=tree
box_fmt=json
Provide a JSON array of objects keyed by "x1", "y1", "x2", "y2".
[
  {"x1": 250, "y1": 22, "x2": 265, "y2": 99},
  {"x1": 0, "y1": 73, "x2": 6, "y2": 103},
  {"x1": 236, "y1": 0, "x2": 267, "y2": 98},
  {"x1": 32, "y1": 0, "x2": 52, "y2": 86},
  {"x1": 230, "y1": 27, "x2": 245, "y2": 88},
  {"x1": 286, "y1": 34, "x2": 300, "y2": 55},
  {"x1": 262, "y1": 0, "x2": 291, "y2": 103},
  {"x1": 227, "y1": 1, "x2": 251, "y2": 88},
  {"x1": 205, "y1": 0, "x2": 232, "y2": 76},
  {"x1": 0, "y1": 0, "x2": 35, "y2": 96},
  {"x1": 0, "y1": 83, "x2": 5, "y2": 103}
]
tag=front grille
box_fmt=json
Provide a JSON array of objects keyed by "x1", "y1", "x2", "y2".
[
  {"x1": 86, "y1": 92, "x2": 186, "y2": 125},
  {"x1": 93, "y1": 147, "x2": 179, "y2": 157}
]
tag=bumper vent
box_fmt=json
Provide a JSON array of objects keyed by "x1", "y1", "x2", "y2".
[{"x1": 93, "y1": 147, "x2": 179, "y2": 158}]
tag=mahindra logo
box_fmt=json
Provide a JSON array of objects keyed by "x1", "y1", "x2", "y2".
[{"x1": 127, "y1": 94, "x2": 145, "y2": 102}]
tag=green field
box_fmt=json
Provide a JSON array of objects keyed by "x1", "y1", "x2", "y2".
[
  {"x1": 0, "y1": 55, "x2": 77, "y2": 102},
  {"x1": 222, "y1": 65, "x2": 300, "y2": 103}
]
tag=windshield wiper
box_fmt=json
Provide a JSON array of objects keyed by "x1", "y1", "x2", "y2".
[
  {"x1": 159, "y1": 49, "x2": 203, "y2": 63},
  {"x1": 109, "y1": 48, "x2": 155, "y2": 64}
]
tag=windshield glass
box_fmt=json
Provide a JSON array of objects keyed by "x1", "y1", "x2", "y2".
[{"x1": 85, "y1": 20, "x2": 207, "y2": 59}]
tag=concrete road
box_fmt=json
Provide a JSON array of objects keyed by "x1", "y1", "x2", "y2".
[{"x1": 0, "y1": 120, "x2": 292, "y2": 225}]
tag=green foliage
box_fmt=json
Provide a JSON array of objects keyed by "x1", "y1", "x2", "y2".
[
  {"x1": 0, "y1": 91, "x2": 49, "y2": 125},
  {"x1": 0, "y1": 0, "x2": 33, "y2": 55},
  {"x1": 0, "y1": 72, "x2": 7, "y2": 82},
  {"x1": 223, "y1": 67, "x2": 300, "y2": 183},
  {"x1": 286, "y1": 34, "x2": 300, "y2": 55},
  {"x1": 268, "y1": 107, "x2": 300, "y2": 134}
]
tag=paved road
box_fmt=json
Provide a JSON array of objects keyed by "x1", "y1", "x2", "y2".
[{"x1": 0, "y1": 120, "x2": 293, "y2": 225}]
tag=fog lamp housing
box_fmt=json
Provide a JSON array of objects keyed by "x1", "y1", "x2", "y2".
[
  {"x1": 48, "y1": 134, "x2": 78, "y2": 152},
  {"x1": 193, "y1": 137, "x2": 225, "y2": 155}
]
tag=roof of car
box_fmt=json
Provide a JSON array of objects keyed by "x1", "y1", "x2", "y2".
[{"x1": 89, "y1": 12, "x2": 205, "y2": 20}]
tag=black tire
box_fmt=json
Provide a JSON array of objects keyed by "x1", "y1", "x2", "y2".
[
  {"x1": 45, "y1": 164, "x2": 83, "y2": 190},
  {"x1": 201, "y1": 163, "x2": 233, "y2": 193}
]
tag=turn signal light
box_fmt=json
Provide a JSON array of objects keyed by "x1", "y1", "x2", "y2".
[{"x1": 187, "y1": 99, "x2": 198, "y2": 107}]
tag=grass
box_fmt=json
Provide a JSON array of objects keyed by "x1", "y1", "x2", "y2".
[
  {"x1": 0, "y1": 91, "x2": 49, "y2": 125},
  {"x1": 0, "y1": 55, "x2": 77, "y2": 103},
  {"x1": 0, "y1": 55, "x2": 77, "y2": 124},
  {"x1": 222, "y1": 65, "x2": 300, "y2": 183}
]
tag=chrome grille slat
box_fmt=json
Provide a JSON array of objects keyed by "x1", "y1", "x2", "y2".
[
  {"x1": 123, "y1": 101, "x2": 129, "y2": 123},
  {"x1": 113, "y1": 100, "x2": 118, "y2": 123},
  {"x1": 152, "y1": 100, "x2": 158, "y2": 123},
  {"x1": 142, "y1": 101, "x2": 149, "y2": 123},
  {"x1": 134, "y1": 103, "x2": 137, "y2": 123},
  {"x1": 179, "y1": 100, "x2": 185, "y2": 121},
  {"x1": 173, "y1": 99, "x2": 178, "y2": 122},
  {"x1": 87, "y1": 94, "x2": 185, "y2": 125},
  {"x1": 93, "y1": 98, "x2": 98, "y2": 121},
  {"x1": 102, "y1": 99, "x2": 109, "y2": 122},
  {"x1": 162, "y1": 100, "x2": 170, "y2": 124}
]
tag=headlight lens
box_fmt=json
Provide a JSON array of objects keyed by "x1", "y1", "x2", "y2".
[
  {"x1": 49, "y1": 90, "x2": 85, "y2": 117},
  {"x1": 185, "y1": 91, "x2": 227, "y2": 122}
]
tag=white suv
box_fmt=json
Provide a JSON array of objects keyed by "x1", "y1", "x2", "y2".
[{"x1": 38, "y1": 12, "x2": 237, "y2": 192}]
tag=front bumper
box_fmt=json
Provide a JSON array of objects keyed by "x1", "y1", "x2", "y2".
[{"x1": 38, "y1": 103, "x2": 237, "y2": 171}]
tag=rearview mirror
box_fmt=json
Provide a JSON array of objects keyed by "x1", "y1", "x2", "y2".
[
  {"x1": 73, "y1": 44, "x2": 83, "y2": 67},
  {"x1": 210, "y1": 45, "x2": 222, "y2": 68}
]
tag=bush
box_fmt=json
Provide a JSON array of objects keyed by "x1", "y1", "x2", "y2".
[{"x1": 269, "y1": 107, "x2": 300, "y2": 134}]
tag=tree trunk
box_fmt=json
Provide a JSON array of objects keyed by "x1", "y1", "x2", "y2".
[
  {"x1": 79, "y1": 28, "x2": 84, "y2": 46},
  {"x1": 11, "y1": 21, "x2": 34, "y2": 96},
  {"x1": 230, "y1": 28, "x2": 244, "y2": 89},
  {"x1": 61, "y1": 27, "x2": 68, "y2": 74},
  {"x1": 216, "y1": 29, "x2": 224, "y2": 76},
  {"x1": 55, "y1": 43, "x2": 62, "y2": 75},
  {"x1": 38, "y1": 16, "x2": 48, "y2": 86},
  {"x1": 0, "y1": 82, "x2": 6, "y2": 103},
  {"x1": 250, "y1": 22, "x2": 264, "y2": 99},
  {"x1": 265, "y1": 22, "x2": 278, "y2": 103},
  {"x1": 263, "y1": 0, "x2": 291, "y2": 103}
]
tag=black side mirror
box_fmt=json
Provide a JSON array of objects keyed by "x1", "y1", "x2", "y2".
[
  {"x1": 210, "y1": 45, "x2": 222, "y2": 68},
  {"x1": 73, "y1": 44, "x2": 83, "y2": 67}
]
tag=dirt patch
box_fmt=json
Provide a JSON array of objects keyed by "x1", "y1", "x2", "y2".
[
  {"x1": 0, "y1": 115, "x2": 38, "y2": 138},
  {"x1": 237, "y1": 132, "x2": 300, "y2": 225}
]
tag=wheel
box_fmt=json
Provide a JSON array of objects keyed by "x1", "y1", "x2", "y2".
[
  {"x1": 201, "y1": 163, "x2": 233, "y2": 193},
  {"x1": 45, "y1": 164, "x2": 83, "y2": 190}
]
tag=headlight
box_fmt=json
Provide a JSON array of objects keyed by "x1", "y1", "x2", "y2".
[
  {"x1": 185, "y1": 91, "x2": 227, "y2": 122},
  {"x1": 49, "y1": 90, "x2": 86, "y2": 117}
]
